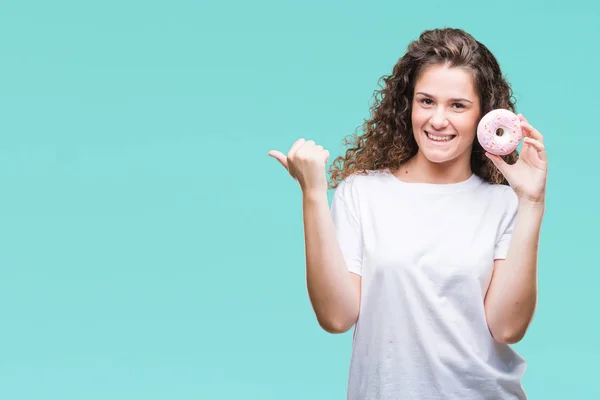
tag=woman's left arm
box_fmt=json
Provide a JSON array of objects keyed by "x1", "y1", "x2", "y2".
[
  {"x1": 484, "y1": 200, "x2": 545, "y2": 344},
  {"x1": 483, "y1": 113, "x2": 548, "y2": 344}
]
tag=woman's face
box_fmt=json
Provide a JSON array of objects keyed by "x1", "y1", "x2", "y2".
[{"x1": 411, "y1": 63, "x2": 481, "y2": 165}]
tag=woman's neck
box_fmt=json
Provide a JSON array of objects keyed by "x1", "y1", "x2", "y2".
[{"x1": 394, "y1": 151, "x2": 473, "y2": 184}]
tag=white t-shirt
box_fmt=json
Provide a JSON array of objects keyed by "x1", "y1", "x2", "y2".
[{"x1": 330, "y1": 169, "x2": 527, "y2": 400}]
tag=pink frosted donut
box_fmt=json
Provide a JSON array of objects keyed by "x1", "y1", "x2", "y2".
[{"x1": 477, "y1": 109, "x2": 523, "y2": 155}]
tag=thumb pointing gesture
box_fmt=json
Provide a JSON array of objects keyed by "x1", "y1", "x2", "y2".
[
  {"x1": 268, "y1": 138, "x2": 306, "y2": 179},
  {"x1": 267, "y1": 150, "x2": 289, "y2": 171},
  {"x1": 268, "y1": 138, "x2": 330, "y2": 193}
]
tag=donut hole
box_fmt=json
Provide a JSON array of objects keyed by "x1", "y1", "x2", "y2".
[{"x1": 495, "y1": 128, "x2": 505, "y2": 137}]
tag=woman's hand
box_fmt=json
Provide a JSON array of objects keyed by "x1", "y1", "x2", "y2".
[
  {"x1": 486, "y1": 114, "x2": 548, "y2": 205},
  {"x1": 268, "y1": 139, "x2": 330, "y2": 195}
]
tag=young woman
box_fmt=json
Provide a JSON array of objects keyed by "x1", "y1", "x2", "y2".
[{"x1": 268, "y1": 27, "x2": 547, "y2": 399}]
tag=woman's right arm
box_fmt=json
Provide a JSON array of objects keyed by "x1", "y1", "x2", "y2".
[
  {"x1": 268, "y1": 138, "x2": 361, "y2": 334},
  {"x1": 302, "y1": 190, "x2": 361, "y2": 333}
]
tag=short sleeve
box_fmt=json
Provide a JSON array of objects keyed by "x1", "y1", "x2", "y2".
[
  {"x1": 330, "y1": 181, "x2": 363, "y2": 276},
  {"x1": 494, "y1": 187, "x2": 519, "y2": 260}
]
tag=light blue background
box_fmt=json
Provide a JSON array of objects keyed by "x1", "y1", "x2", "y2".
[{"x1": 0, "y1": 0, "x2": 597, "y2": 398}]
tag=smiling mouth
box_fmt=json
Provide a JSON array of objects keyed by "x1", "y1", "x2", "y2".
[{"x1": 425, "y1": 131, "x2": 456, "y2": 143}]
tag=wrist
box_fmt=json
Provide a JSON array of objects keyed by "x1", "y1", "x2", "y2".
[
  {"x1": 518, "y1": 197, "x2": 546, "y2": 214},
  {"x1": 302, "y1": 188, "x2": 328, "y2": 203}
]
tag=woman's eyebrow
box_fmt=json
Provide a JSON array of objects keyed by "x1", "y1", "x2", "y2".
[{"x1": 415, "y1": 92, "x2": 473, "y2": 103}]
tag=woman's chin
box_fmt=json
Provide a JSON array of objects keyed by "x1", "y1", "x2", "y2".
[{"x1": 421, "y1": 149, "x2": 456, "y2": 164}]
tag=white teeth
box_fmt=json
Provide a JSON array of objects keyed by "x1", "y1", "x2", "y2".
[{"x1": 426, "y1": 132, "x2": 454, "y2": 142}]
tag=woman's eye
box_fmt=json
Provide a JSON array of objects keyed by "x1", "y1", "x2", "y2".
[
  {"x1": 421, "y1": 99, "x2": 433, "y2": 105},
  {"x1": 452, "y1": 103, "x2": 465, "y2": 109}
]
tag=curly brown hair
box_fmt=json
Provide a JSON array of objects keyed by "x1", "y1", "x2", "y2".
[{"x1": 328, "y1": 27, "x2": 519, "y2": 189}]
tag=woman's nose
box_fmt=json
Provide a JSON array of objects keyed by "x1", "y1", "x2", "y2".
[{"x1": 429, "y1": 109, "x2": 449, "y2": 130}]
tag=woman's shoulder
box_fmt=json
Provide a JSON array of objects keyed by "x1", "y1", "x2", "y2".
[
  {"x1": 479, "y1": 179, "x2": 517, "y2": 197},
  {"x1": 477, "y1": 180, "x2": 519, "y2": 213},
  {"x1": 334, "y1": 169, "x2": 392, "y2": 193}
]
